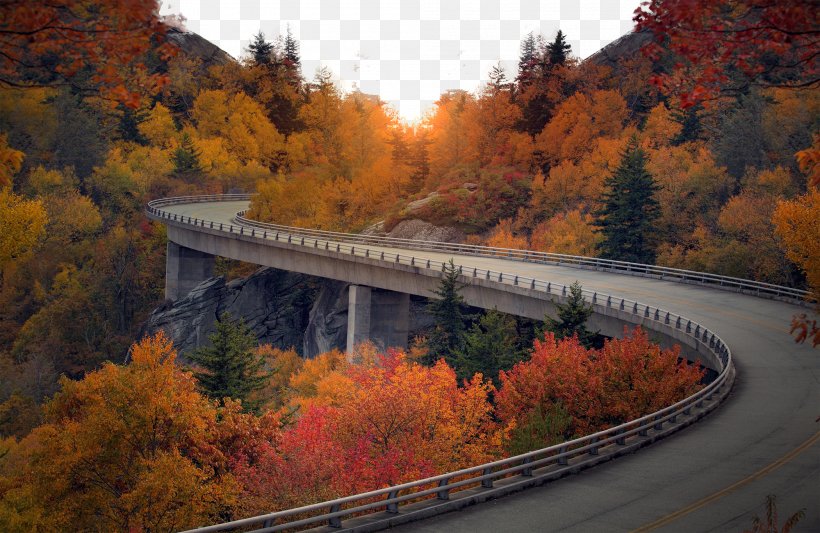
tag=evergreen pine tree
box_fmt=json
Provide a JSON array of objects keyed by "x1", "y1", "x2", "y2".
[
  {"x1": 188, "y1": 313, "x2": 270, "y2": 412},
  {"x1": 172, "y1": 132, "x2": 202, "y2": 175},
  {"x1": 117, "y1": 104, "x2": 147, "y2": 144},
  {"x1": 247, "y1": 31, "x2": 274, "y2": 66},
  {"x1": 283, "y1": 26, "x2": 301, "y2": 73},
  {"x1": 426, "y1": 260, "x2": 468, "y2": 367},
  {"x1": 387, "y1": 128, "x2": 411, "y2": 166},
  {"x1": 671, "y1": 103, "x2": 703, "y2": 145},
  {"x1": 594, "y1": 137, "x2": 660, "y2": 263},
  {"x1": 458, "y1": 308, "x2": 521, "y2": 384},
  {"x1": 547, "y1": 30, "x2": 572, "y2": 67},
  {"x1": 543, "y1": 281, "x2": 597, "y2": 347},
  {"x1": 409, "y1": 130, "x2": 431, "y2": 188},
  {"x1": 488, "y1": 62, "x2": 509, "y2": 94},
  {"x1": 517, "y1": 32, "x2": 537, "y2": 87}
]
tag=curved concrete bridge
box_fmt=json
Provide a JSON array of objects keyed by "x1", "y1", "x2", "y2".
[{"x1": 148, "y1": 196, "x2": 819, "y2": 532}]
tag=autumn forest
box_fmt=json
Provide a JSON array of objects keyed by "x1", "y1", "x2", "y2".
[{"x1": 0, "y1": 0, "x2": 817, "y2": 531}]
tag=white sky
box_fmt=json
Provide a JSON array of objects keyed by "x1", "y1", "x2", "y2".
[{"x1": 160, "y1": 1, "x2": 641, "y2": 123}]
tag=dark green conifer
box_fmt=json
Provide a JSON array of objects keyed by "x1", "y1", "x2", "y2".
[
  {"x1": 594, "y1": 137, "x2": 660, "y2": 263},
  {"x1": 457, "y1": 308, "x2": 521, "y2": 384},
  {"x1": 283, "y1": 26, "x2": 301, "y2": 72},
  {"x1": 188, "y1": 313, "x2": 270, "y2": 412},
  {"x1": 172, "y1": 132, "x2": 202, "y2": 175},
  {"x1": 543, "y1": 281, "x2": 596, "y2": 347},
  {"x1": 247, "y1": 31, "x2": 274, "y2": 66},
  {"x1": 547, "y1": 30, "x2": 572, "y2": 67},
  {"x1": 426, "y1": 260, "x2": 468, "y2": 366}
]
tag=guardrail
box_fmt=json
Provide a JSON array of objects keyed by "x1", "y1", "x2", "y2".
[
  {"x1": 147, "y1": 194, "x2": 811, "y2": 305},
  {"x1": 147, "y1": 195, "x2": 738, "y2": 533}
]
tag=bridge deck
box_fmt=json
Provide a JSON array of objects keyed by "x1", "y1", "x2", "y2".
[{"x1": 158, "y1": 200, "x2": 819, "y2": 532}]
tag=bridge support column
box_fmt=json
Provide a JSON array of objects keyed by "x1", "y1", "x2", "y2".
[
  {"x1": 165, "y1": 241, "x2": 215, "y2": 301},
  {"x1": 347, "y1": 285, "x2": 371, "y2": 352},
  {"x1": 346, "y1": 286, "x2": 410, "y2": 354}
]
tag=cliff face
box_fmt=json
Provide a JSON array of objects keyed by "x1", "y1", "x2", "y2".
[
  {"x1": 144, "y1": 267, "x2": 437, "y2": 359},
  {"x1": 144, "y1": 268, "x2": 317, "y2": 359}
]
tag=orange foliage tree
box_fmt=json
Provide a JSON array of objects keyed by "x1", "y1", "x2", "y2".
[
  {"x1": 485, "y1": 218, "x2": 528, "y2": 250},
  {"x1": 535, "y1": 90, "x2": 628, "y2": 167},
  {"x1": 0, "y1": 0, "x2": 177, "y2": 108},
  {"x1": 773, "y1": 186, "x2": 820, "y2": 347},
  {"x1": 496, "y1": 328, "x2": 703, "y2": 443},
  {"x1": 0, "y1": 332, "x2": 279, "y2": 531},
  {"x1": 235, "y1": 350, "x2": 506, "y2": 517},
  {"x1": 530, "y1": 209, "x2": 601, "y2": 257}
]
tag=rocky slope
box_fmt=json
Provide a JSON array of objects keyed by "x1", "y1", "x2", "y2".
[{"x1": 144, "y1": 267, "x2": 437, "y2": 359}]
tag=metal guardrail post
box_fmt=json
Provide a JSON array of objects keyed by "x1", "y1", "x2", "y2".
[
  {"x1": 437, "y1": 478, "x2": 451, "y2": 500},
  {"x1": 481, "y1": 468, "x2": 493, "y2": 488},
  {"x1": 522, "y1": 456, "x2": 534, "y2": 477},
  {"x1": 653, "y1": 415, "x2": 663, "y2": 431},
  {"x1": 386, "y1": 490, "x2": 399, "y2": 513},
  {"x1": 329, "y1": 504, "x2": 342, "y2": 528},
  {"x1": 558, "y1": 446, "x2": 568, "y2": 465}
]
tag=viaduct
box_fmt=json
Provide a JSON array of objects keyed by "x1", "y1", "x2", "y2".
[{"x1": 147, "y1": 195, "x2": 819, "y2": 533}]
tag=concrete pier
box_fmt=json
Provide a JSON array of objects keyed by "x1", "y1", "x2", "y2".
[
  {"x1": 346, "y1": 285, "x2": 372, "y2": 352},
  {"x1": 346, "y1": 285, "x2": 410, "y2": 353},
  {"x1": 165, "y1": 241, "x2": 215, "y2": 301}
]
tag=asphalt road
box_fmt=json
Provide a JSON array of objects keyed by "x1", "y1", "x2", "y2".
[{"x1": 158, "y1": 200, "x2": 819, "y2": 532}]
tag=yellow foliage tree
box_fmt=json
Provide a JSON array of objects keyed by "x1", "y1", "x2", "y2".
[
  {"x1": 138, "y1": 102, "x2": 177, "y2": 149},
  {"x1": 485, "y1": 218, "x2": 528, "y2": 250},
  {"x1": 0, "y1": 333, "x2": 243, "y2": 532},
  {"x1": 191, "y1": 89, "x2": 286, "y2": 169},
  {"x1": 0, "y1": 134, "x2": 23, "y2": 188},
  {"x1": 531, "y1": 209, "x2": 602, "y2": 256},
  {"x1": 0, "y1": 189, "x2": 47, "y2": 269},
  {"x1": 286, "y1": 349, "x2": 350, "y2": 412},
  {"x1": 535, "y1": 89, "x2": 628, "y2": 166},
  {"x1": 773, "y1": 187, "x2": 820, "y2": 346},
  {"x1": 426, "y1": 90, "x2": 478, "y2": 180},
  {"x1": 641, "y1": 103, "x2": 682, "y2": 149}
]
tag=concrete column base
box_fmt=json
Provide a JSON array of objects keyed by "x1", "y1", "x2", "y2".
[
  {"x1": 346, "y1": 286, "x2": 410, "y2": 354},
  {"x1": 165, "y1": 241, "x2": 215, "y2": 301}
]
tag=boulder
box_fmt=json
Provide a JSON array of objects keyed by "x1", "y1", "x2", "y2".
[{"x1": 387, "y1": 219, "x2": 464, "y2": 243}]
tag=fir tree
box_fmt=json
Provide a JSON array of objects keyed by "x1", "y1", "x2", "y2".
[
  {"x1": 671, "y1": 102, "x2": 703, "y2": 145},
  {"x1": 594, "y1": 137, "x2": 660, "y2": 263},
  {"x1": 543, "y1": 281, "x2": 597, "y2": 347},
  {"x1": 247, "y1": 31, "x2": 274, "y2": 66},
  {"x1": 426, "y1": 260, "x2": 468, "y2": 367},
  {"x1": 457, "y1": 308, "x2": 521, "y2": 384},
  {"x1": 283, "y1": 26, "x2": 301, "y2": 72},
  {"x1": 387, "y1": 129, "x2": 411, "y2": 166},
  {"x1": 172, "y1": 132, "x2": 202, "y2": 175},
  {"x1": 409, "y1": 130, "x2": 431, "y2": 188},
  {"x1": 487, "y1": 62, "x2": 509, "y2": 94},
  {"x1": 188, "y1": 313, "x2": 270, "y2": 412},
  {"x1": 117, "y1": 104, "x2": 147, "y2": 144},
  {"x1": 547, "y1": 30, "x2": 572, "y2": 67},
  {"x1": 517, "y1": 32, "x2": 537, "y2": 86}
]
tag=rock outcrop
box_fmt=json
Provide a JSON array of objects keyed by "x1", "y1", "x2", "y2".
[
  {"x1": 144, "y1": 268, "x2": 317, "y2": 358},
  {"x1": 144, "y1": 267, "x2": 439, "y2": 360},
  {"x1": 302, "y1": 280, "x2": 349, "y2": 357},
  {"x1": 387, "y1": 219, "x2": 464, "y2": 243}
]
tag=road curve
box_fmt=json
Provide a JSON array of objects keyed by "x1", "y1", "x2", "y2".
[{"x1": 155, "y1": 199, "x2": 819, "y2": 532}]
